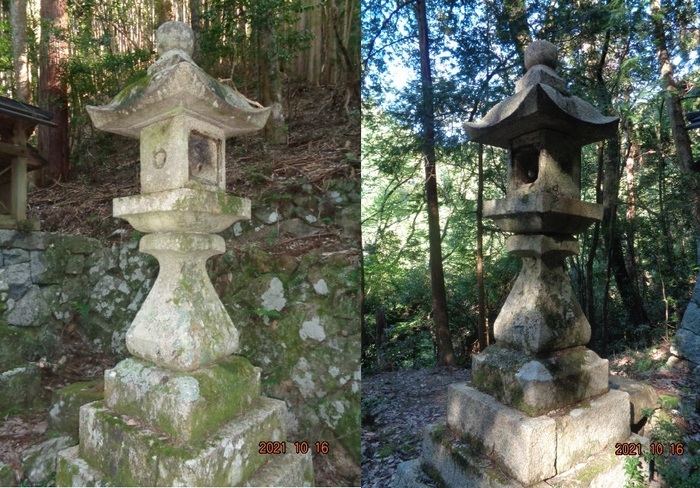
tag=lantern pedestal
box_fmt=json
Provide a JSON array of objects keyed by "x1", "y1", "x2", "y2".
[{"x1": 57, "y1": 357, "x2": 313, "y2": 487}]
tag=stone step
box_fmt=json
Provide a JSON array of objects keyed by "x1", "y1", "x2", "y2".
[
  {"x1": 71, "y1": 396, "x2": 287, "y2": 486},
  {"x1": 393, "y1": 425, "x2": 649, "y2": 488},
  {"x1": 447, "y1": 383, "x2": 631, "y2": 483},
  {"x1": 57, "y1": 446, "x2": 107, "y2": 487},
  {"x1": 104, "y1": 356, "x2": 261, "y2": 445},
  {"x1": 245, "y1": 449, "x2": 314, "y2": 487},
  {"x1": 419, "y1": 423, "x2": 523, "y2": 488},
  {"x1": 59, "y1": 442, "x2": 316, "y2": 487}
]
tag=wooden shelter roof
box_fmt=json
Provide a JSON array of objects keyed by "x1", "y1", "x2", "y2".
[{"x1": 0, "y1": 96, "x2": 55, "y2": 176}]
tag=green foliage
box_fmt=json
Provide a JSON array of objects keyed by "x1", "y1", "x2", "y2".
[
  {"x1": 70, "y1": 301, "x2": 91, "y2": 321},
  {"x1": 200, "y1": 0, "x2": 313, "y2": 83},
  {"x1": 253, "y1": 308, "x2": 283, "y2": 320},
  {"x1": 623, "y1": 456, "x2": 645, "y2": 488}
]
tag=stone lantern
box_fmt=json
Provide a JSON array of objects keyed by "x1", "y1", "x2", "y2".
[
  {"x1": 87, "y1": 22, "x2": 269, "y2": 372},
  {"x1": 57, "y1": 22, "x2": 314, "y2": 486},
  {"x1": 394, "y1": 41, "x2": 639, "y2": 487},
  {"x1": 463, "y1": 40, "x2": 618, "y2": 413}
]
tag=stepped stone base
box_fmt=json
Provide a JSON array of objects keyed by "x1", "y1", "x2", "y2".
[
  {"x1": 394, "y1": 382, "x2": 632, "y2": 487},
  {"x1": 394, "y1": 429, "x2": 646, "y2": 488},
  {"x1": 447, "y1": 384, "x2": 630, "y2": 484},
  {"x1": 56, "y1": 356, "x2": 314, "y2": 487}
]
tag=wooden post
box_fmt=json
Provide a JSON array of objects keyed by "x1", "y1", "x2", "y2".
[{"x1": 10, "y1": 126, "x2": 27, "y2": 223}]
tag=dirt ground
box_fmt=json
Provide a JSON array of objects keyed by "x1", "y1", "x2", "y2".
[{"x1": 1, "y1": 82, "x2": 360, "y2": 487}]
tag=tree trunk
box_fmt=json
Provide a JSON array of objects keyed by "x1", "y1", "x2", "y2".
[
  {"x1": 650, "y1": 0, "x2": 698, "y2": 178},
  {"x1": 602, "y1": 134, "x2": 650, "y2": 330},
  {"x1": 189, "y1": 0, "x2": 201, "y2": 63},
  {"x1": 476, "y1": 143, "x2": 488, "y2": 351},
  {"x1": 415, "y1": 0, "x2": 454, "y2": 366},
  {"x1": 38, "y1": 0, "x2": 69, "y2": 185},
  {"x1": 596, "y1": 29, "x2": 649, "y2": 332},
  {"x1": 260, "y1": 20, "x2": 286, "y2": 145},
  {"x1": 375, "y1": 306, "x2": 386, "y2": 369},
  {"x1": 11, "y1": 0, "x2": 30, "y2": 102},
  {"x1": 624, "y1": 140, "x2": 640, "y2": 295},
  {"x1": 586, "y1": 143, "x2": 604, "y2": 351},
  {"x1": 331, "y1": 0, "x2": 360, "y2": 115}
]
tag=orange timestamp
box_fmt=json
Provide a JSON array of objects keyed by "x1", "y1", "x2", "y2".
[
  {"x1": 259, "y1": 440, "x2": 330, "y2": 455},
  {"x1": 615, "y1": 442, "x2": 685, "y2": 456}
]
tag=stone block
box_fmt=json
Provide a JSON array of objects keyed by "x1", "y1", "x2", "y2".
[
  {"x1": 8, "y1": 231, "x2": 50, "y2": 250},
  {"x1": 245, "y1": 448, "x2": 314, "y2": 487},
  {"x1": 0, "y1": 229, "x2": 17, "y2": 247},
  {"x1": 446, "y1": 383, "x2": 557, "y2": 484},
  {"x1": 393, "y1": 459, "x2": 434, "y2": 488},
  {"x1": 29, "y1": 251, "x2": 48, "y2": 284},
  {"x1": 49, "y1": 380, "x2": 104, "y2": 439},
  {"x1": 104, "y1": 356, "x2": 260, "y2": 444},
  {"x1": 3, "y1": 248, "x2": 29, "y2": 265},
  {"x1": 5, "y1": 263, "x2": 31, "y2": 300},
  {"x1": 76, "y1": 397, "x2": 287, "y2": 486},
  {"x1": 420, "y1": 424, "x2": 518, "y2": 488},
  {"x1": 52, "y1": 234, "x2": 102, "y2": 254},
  {"x1": 472, "y1": 345, "x2": 609, "y2": 415},
  {"x1": 676, "y1": 304, "x2": 700, "y2": 364},
  {"x1": 0, "y1": 461, "x2": 16, "y2": 487},
  {"x1": 21, "y1": 436, "x2": 75, "y2": 484},
  {"x1": 446, "y1": 384, "x2": 630, "y2": 485},
  {"x1": 7, "y1": 285, "x2": 53, "y2": 327},
  {"x1": 65, "y1": 254, "x2": 85, "y2": 275},
  {"x1": 555, "y1": 389, "x2": 631, "y2": 473},
  {"x1": 543, "y1": 434, "x2": 649, "y2": 488},
  {"x1": 0, "y1": 365, "x2": 42, "y2": 415},
  {"x1": 609, "y1": 375, "x2": 658, "y2": 427},
  {"x1": 56, "y1": 446, "x2": 108, "y2": 487},
  {"x1": 0, "y1": 325, "x2": 38, "y2": 370}
]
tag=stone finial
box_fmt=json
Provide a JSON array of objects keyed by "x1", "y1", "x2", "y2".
[
  {"x1": 524, "y1": 40, "x2": 557, "y2": 70},
  {"x1": 156, "y1": 21, "x2": 195, "y2": 57}
]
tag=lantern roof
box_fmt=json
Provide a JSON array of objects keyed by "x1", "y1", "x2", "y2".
[
  {"x1": 464, "y1": 40, "x2": 618, "y2": 148},
  {"x1": 87, "y1": 22, "x2": 270, "y2": 139}
]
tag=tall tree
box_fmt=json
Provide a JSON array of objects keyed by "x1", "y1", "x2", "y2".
[
  {"x1": 38, "y1": 0, "x2": 69, "y2": 184},
  {"x1": 414, "y1": 0, "x2": 454, "y2": 366},
  {"x1": 650, "y1": 0, "x2": 700, "y2": 239},
  {"x1": 11, "y1": 0, "x2": 30, "y2": 102}
]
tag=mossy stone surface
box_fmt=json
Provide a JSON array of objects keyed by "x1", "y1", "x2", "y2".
[
  {"x1": 0, "y1": 325, "x2": 39, "y2": 370},
  {"x1": 472, "y1": 345, "x2": 608, "y2": 416},
  {"x1": 104, "y1": 356, "x2": 260, "y2": 445},
  {"x1": 221, "y1": 247, "x2": 361, "y2": 462},
  {"x1": 0, "y1": 364, "x2": 43, "y2": 416},
  {"x1": 48, "y1": 380, "x2": 104, "y2": 440},
  {"x1": 0, "y1": 461, "x2": 15, "y2": 487},
  {"x1": 77, "y1": 397, "x2": 286, "y2": 486}
]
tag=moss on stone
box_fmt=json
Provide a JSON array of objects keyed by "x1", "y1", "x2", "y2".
[
  {"x1": 49, "y1": 380, "x2": 104, "y2": 439},
  {"x1": 111, "y1": 75, "x2": 153, "y2": 108},
  {"x1": 107, "y1": 357, "x2": 260, "y2": 446},
  {"x1": 0, "y1": 325, "x2": 39, "y2": 370}
]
